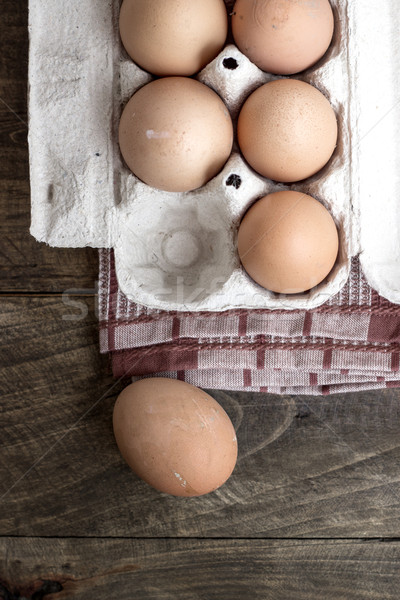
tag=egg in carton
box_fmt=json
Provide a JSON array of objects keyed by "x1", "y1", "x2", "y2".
[{"x1": 28, "y1": 0, "x2": 400, "y2": 309}]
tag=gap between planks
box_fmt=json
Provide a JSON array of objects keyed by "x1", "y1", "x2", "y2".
[{"x1": 1, "y1": 535, "x2": 400, "y2": 543}]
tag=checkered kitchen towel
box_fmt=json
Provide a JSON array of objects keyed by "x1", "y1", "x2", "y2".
[{"x1": 99, "y1": 250, "x2": 400, "y2": 395}]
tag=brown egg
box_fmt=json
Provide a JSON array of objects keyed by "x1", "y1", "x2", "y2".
[
  {"x1": 237, "y1": 79, "x2": 337, "y2": 182},
  {"x1": 119, "y1": 77, "x2": 233, "y2": 192},
  {"x1": 238, "y1": 191, "x2": 339, "y2": 294},
  {"x1": 232, "y1": 0, "x2": 334, "y2": 75},
  {"x1": 113, "y1": 378, "x2": 238, "y2": 497},
  {"x1": 119, "y1": 0, "x2": 228, "y2": 76}
]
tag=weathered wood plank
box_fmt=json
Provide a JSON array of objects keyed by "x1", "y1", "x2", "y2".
[
  {"x1": 0, "y1": 1, "x2": 99, "y2": 291},
  {"x1": 1, "y1": 297, "x2": 400, "y2": 538},
  {"x1": 0, "y1": 538, "x2": 399, "y2": 600}
]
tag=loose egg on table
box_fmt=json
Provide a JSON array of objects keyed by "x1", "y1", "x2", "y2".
[
  {"x1": 238, "y1": 190, "x2": 339, "y2": 294},
  {"x1": 113, "y1": 378, "x2": 238, "y2": 497},
  {"x1": 237, "y1": 79, "x2": 337, "y2": 183},
  {"x1": 232, "y1": 0, "x2": 334, "y2": 75},
  {"x1": 119, "y1": 0, "x2": 228, "y2": 76},
  {"x1": 118, "y1": 77, "x2": 233, "y2": 193}
]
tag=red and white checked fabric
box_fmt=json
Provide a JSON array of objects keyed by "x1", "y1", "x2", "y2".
[{"x1": 99, "y1": 250, "x2": 400, "y2": 395}]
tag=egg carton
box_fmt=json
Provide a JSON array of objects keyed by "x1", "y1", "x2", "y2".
[{"x1": 28, "y1": 0, "x2": 400, "y2": 310}]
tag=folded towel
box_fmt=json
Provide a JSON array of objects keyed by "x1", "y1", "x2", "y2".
[{"x1": 99, "y1": 250, "x2": 400, "y2": 395}]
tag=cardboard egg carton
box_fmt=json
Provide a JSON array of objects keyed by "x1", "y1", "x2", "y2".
[{"x1": 29, "y1": 0, "x2": 400, "y2": 310}]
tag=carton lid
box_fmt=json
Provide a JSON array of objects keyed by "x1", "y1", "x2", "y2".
[{"x1": 348, "y1": 1, "x2": 400, "y2": 305}]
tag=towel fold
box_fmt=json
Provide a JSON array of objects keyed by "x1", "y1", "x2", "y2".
[{"x1": 99, "y1": 250, "x2": 400, "y2": 395}]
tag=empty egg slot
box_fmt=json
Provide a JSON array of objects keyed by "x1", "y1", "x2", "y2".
[{"x1": 114, "y1": 189, "x2": 236, "y2": 307}]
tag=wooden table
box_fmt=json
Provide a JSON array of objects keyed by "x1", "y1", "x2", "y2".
[{"x1": 1, "y1": 3, "x2": 400, "y2": 598}]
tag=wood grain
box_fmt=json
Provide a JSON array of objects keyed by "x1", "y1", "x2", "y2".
[
  {"x1": 1, "y1": 296, "x2": 400, "y2": 538},
  {"x1": 1, "y1": 538, "x2": 400, "y2": 600},
  {"x1": 0, "y1": 0, "x2": 99, "y2": 292}
]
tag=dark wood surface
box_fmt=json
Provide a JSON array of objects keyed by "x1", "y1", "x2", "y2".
[
  {"x1": 1, "y1": 539, "x2": 399, "y2": 600},
  {"x1": 1, "y1": 1, "x2": 400, "y2": 598}
]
